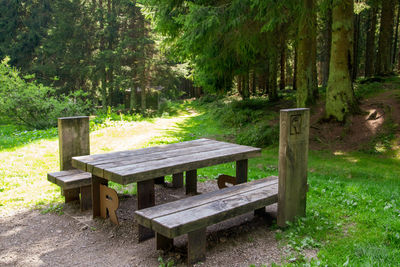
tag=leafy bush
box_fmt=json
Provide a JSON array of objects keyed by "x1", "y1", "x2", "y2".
[
  {"x1": 0, "y1": 58, "x2": 92, "y2": 129},
  {"x1": 236, "y1": 121, "x2": 279, "y2": 147}
]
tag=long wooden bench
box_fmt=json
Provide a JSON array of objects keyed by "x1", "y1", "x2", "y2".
[{"x1": 135, "y1": 177, "x2": 279, "y2": 264}]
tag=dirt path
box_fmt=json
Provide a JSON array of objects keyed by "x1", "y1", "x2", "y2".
[{"x1": 0, "y1": 113, "x2": 285, "y2": 266}]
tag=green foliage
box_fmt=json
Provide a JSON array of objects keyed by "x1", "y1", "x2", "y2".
[
  {"x1": 0, "y1": 58, "x2": 92, "y2": 129},
  {"x1": 40, "y1": 203, "x2": 64, "y2": 215},
  {"x1": 157, "y1": 256, "x2": 175, "y2": 267}
]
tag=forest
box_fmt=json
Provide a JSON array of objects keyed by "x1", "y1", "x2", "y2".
[
  {"x1": 0, "y1": 0, "x2": 398, "y2": 126},
  {"x1": 1, "y1": 0, "x2": 400, "y2": 266}
]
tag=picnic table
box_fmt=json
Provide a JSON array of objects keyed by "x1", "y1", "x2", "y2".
[{"x1": 71, "y1": 138, "x2": 261, "y2": 241}]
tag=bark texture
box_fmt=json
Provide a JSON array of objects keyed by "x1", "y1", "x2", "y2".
[
  {"x1": 365, "y1": 6, "x2": 377, "y2": 77},
  {"x1": 376, "y1": 0, "x2": 395, "y2": 75},
  {"x1": 321, "y1": 3, "x2": 332, "y2": 87},
  {"x1": 326, "y1": 0, "x2": 356, "y2": 122},
  {"x1": 296, "y1": 0, "x2": 318, "y2": 107}
]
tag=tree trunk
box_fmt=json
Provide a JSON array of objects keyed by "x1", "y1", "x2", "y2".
[
  {"x1": 352, "y1": 0, "x2": 360, "y2": 80},
  {"x1": 296, "y1": 0, "x2": 318, "y2": 107},
  {"x1": 376, "y1": 0, "x2": 395, "y2": 75},
  {"x1": 280, "y1": 42, "x2": 286, "y2": 90},
  {"x1": 293, "y1": 45, "x2": 298, "y2": 91},
  {"x1": 269, "y1": 52, "x2": 278, "y2": 101},
  {"x1": 326, "y1": 0, "x2": 356, "y2": 122},
  {"x1": 393, "y1": 1, "x2": 400, "y2": 66},
  {"x1": 365, "y1": 6, "x2": 377, "y2": 77},
  {"x1": 321, "y1": 2, "x2": 332, "y2": 87}
]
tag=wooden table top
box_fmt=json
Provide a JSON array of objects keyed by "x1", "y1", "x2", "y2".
[{"x1": 72, "y1": 138, "x2": 261, "y2": 185}]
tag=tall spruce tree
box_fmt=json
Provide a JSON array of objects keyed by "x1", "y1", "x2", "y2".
[
  {"x1": 297, "y1": 0, "x2": 318, "y2": 107},
  {"x1": 326, "y1": 0, "x2": 356, "y2": 121}
]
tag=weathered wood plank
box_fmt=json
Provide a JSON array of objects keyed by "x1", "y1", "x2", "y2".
[
  {"x1": 72, "y1": 138, "x2": 214, "y2": 168},
  {"x1": 156, "y1": 233, "x2": 173, "y2": 251},
  {"x1": 47, "y1": 170, "x2": 91, "y2": 190},
  {"x1": 106, "y1": 146, "x2": 261, "y2": 184},
  {"x1": 86, "y1": 144, "x2": 232, "y2": 178},
  {"x1": 47, "y1": 169, "x2": 84, "y2": 178},
  {"x1": 172, "y1": 173, "x2": 183, "y2": 188},
  {"x1": 137, "y1": 179, "x2": 155, "y2": 242},
  {"x1": 277, "y1": 108, "x2": 309, "y2": 227},
  {"x1": 80, "y1": 185, "x2": 92, "y2": 211},
  {"x1": 150, "y1": 182, "x2": 278, "y2": 238},
  {"x1": 58, "y1": 116, "x2": 89, "y2": 171},
  {"x1": 188, "y1": 228, "x2": 206, "y2": 265},
  {"x1": 135, "y1": 177, "x2": 278, "y2": 229},
  {"x1": 92, "y1": 175, "x2": 108, "y2": 218},
  {"x1": 185, "y1": 169, "x2": 197, "y2": 195},
  {"x1": 236, "y1": 159, "x2": 248, "y2": 184},
  {"x1": 85, "y1": 139, "x2": 224, "y2": 169},
  {"x1": 88, "y1": 141, "x2": 234, "y2": 177}
]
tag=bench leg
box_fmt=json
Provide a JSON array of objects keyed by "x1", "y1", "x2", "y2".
[
  {"x1": 137, "y1": 179, "x2": 155, "y2": 242},
  {"x1": 92, "y1": 175, "x2": 108, "y2": 218},
  {"x1": 254, "y1": 207, "x2": 266, "y2": 217},
  {"x1": 80, "y1": 185, "x2": 92, "y2": 211},
  {"x1": 236, "y1": 159, "x2": 248, "y2": 184},
  {"x1": 172, "y1": 172, "x2": 183, "y2": 188},
  {"x1": 63, "y1": 188, "x2": 80, "y2": 203},
  {"x1": 156, "y1": 233, "x2": 173, "y2": 251},
  {"x1": 186, "y1": 170, "x2": 197, "y2": 195},
  {"x1": 188, "y1": 228, "x2": 206, "y2": 265},
  {"x1": 154, "y1": 176, "x2": 165, "y2": 184}
]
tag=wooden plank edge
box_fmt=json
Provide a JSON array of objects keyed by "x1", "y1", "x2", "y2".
[
  {"x1": 152, "y1": 194, "x2": 278, "y2": 238},
  {"x1": 135, "y1": 177, "x2": 278, "y2": 220}
]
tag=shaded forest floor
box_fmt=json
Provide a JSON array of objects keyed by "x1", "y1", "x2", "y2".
[
  {"x1": 310, "y1": 88, "x2": 400, "y2": 153},
  {"x1": 1, "y1": 78, "x2": 400, "y2": 266}
]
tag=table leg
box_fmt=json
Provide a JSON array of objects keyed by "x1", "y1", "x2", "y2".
[
  {"x1": 137, "y1": 179, "x2": 155, "y2": 242},
  {"x1": 172, "y1": 172, "x2": 184, "y2": 188},
  {"x1": 236, "y1": 159, "x2": 248, "y2": 184},
  {"x1": 80, "y1": 185, "x2": 92, "y2": 211},
  {"x1": 92, "y1": 175, "x2": 108, "y2": 218},
  {"x1": 186, "y1": 169, "x2": 197, "y2": 195}
]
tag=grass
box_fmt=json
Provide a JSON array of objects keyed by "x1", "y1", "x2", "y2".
[{"x1": 1, "y1": 81, "x2": 400, "y2": 265}]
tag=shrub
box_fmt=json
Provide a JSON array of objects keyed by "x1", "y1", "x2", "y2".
[
  {"x1": 0, "y1": 58, "x2": 92, "y2": 129},
  {"x1": 236, "y1": 121, "x2": 279, "y2": 148}
]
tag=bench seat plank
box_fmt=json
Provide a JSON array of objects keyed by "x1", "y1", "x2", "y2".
[
  {"x1": 136, "y1": 177, "x2": 278, "y2": 224},
  {"x1": 48, "y1": 169, "x2": 91, "y2": 190},
  {"x1": 135, "y1": 177, "x2": 278, "y2": 238}
]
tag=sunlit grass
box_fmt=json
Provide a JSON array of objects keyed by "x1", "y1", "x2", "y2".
[{"x1": 1, "y1": 94, "x2": 400, "y2": 265}]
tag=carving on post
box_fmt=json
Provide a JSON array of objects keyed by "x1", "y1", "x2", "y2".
[
  {"x1": 277, "y1": 108, "x2": 310, "y2": 227},
  {"x1": 99, "y1": 184, "x2": 119, "y2": 225},
  {"x1": 217, "y1": 174, "x2": 237, "y2": 189}
]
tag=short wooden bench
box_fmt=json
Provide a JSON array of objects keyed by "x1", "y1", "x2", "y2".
[
  {"x1": 135, "y1": 176, "x2": 279, "y2": 264},
  {"x1": 47, "y1": 116, "x2": 92, "y2": 211},
  {"x1": 47, "y1": 169, "x2": 92, "y2": 211}
]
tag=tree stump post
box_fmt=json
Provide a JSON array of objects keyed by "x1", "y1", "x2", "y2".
[
  {"x1": 58, "y1": 116, "x2": 90, "y2": 203},
  {"x1": 277, "y1": 108, "x2": 310, "y2": 227}
]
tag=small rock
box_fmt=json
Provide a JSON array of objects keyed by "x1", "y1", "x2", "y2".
[
  {"x1": 56, "y1": 230, "x2": 62, "y2": 234},
  {"x1": 81, "y1": 225, "x2": 88, "y2": 231}
]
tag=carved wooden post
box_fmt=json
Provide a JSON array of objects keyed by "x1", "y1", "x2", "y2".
[
  {"x1": 277, "y1": 108, "x2": 309, "y2": 227},
  {"x1": 58, "y1": 116, "x2": 90, "y2": 203}
]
